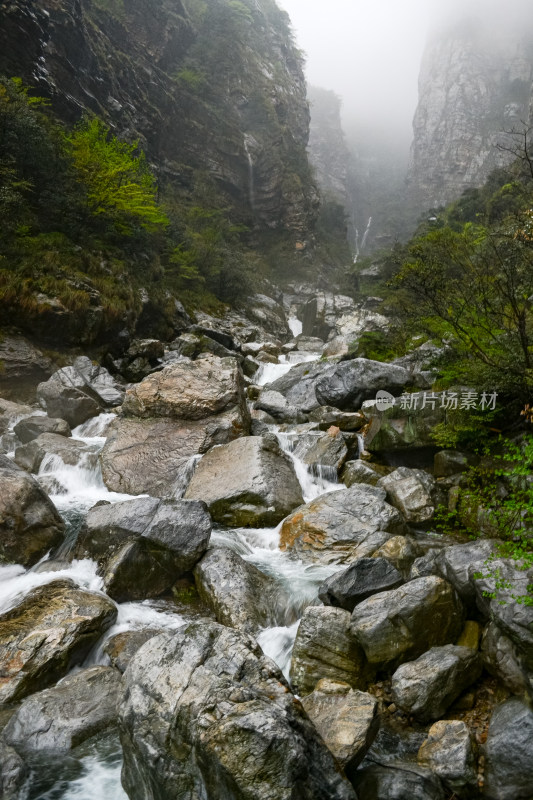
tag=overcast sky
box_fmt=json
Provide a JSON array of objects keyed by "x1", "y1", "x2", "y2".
[{"x1": 277, "y1": 0, "x2": 430, "y2": 147}]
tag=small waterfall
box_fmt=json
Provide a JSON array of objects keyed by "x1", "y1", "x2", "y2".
[
  {"x1": 171, "y1": 453, "x2": 202, "y2": 499},
  {"x1": 353, "y1": 215, "x2": 372, "y2": 263},
  {"x1": 288, "y1": 316, "x2": 303, "y2": 338},
  {"x1": 275, "y1": 431, "x2": 342, "y2": 503},
  {"x1": 356, "y1": 432, "x2": 366, "y2": 457},
  {"x1": 361, "y1": 215, "x2": 373, "y2": 251},
  {"x1": 243, "y1": 134, "x2": 255, "y2": 213}
]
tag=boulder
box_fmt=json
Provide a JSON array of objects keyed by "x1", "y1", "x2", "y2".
[
  {"x1": 104, "y1": 629, "x2": 165, "y2": 673},
  {"x1": 0, "y1": 456, "x2": 65, "y2": 567},
  {"x1": 280, "y1": 485, "x2": 405, "y2": 565},
  {"x1": 74, "y1": 496, "x2": 211, "y2": 602},
  {"x1": 290, "y1": 606, "x2": 373, "y2": 695},
  {"x1": 255, "y1": 389, "x2": 307, "y2": 424},
  {"x1": 13, "y1": 415, "x2": 71, "y2": 443},
  {"x1": 314, "y1": 359, "x2": 409, "y2": 410},
  {"x1": 434, "y1": 450, "x2": 472, "y2": 477},
  {"x1": 319, "y1": 558, "x2": 403, "y2": 612},
  {"x1": 308, "y1": 406, "x2": 365, "y2": 432},
  {"x1": 184, "y1": 435, "x2": 303, "y2": 527},
  {"x1": 350, "y1": 576, "x2": 464, "y2": 667},
  {"x1": 194, "y1": 547, "x2": 292, "y2": 635},
  {"x1": 0, "y1": 580, "x2": 117, "y2": 703},
  {"x1": 372, "y1": 535, "x2": 420, "y2": 576},
  {"x1": 188, "y1": 325, "x2": 238, "y2": 352},
  {"x1": 484, "y1": 698, "x2": 533, "y2": 800},
  {"x1": 0, "y1": 334, "x2": 53, "y2": 403},
  {"x1": 14, "y1": 432, "x2": 93, "y2": 473},
  {"x1": 301, "y1": 680, "x2": 379, "y2": 777},
  {"x1": 266, "y1": 361, "x2": 332, "y2": 411},
  {"x1": 342, "y1": 459, "x2": 387, "y2": 487},
  {"x1": 101, "y1": 356, "x2": 250, "y2": 497},
  {"x1": 0, "y1": 398, "x2": 33, "y2": 436},
  {"x1": 352, "y1": 763, "x2": 446, "y2": 800},
  {"x1": 363, "y1": 395, "x2": 446, "y2": 453},
  {"x1": 119, "y1": 622, "x2": 357, "y2": 800},
  {"x1": 417, "y1": 720, "x2": 477, "y2": 797},
  {"x1": 37, "y1": 358, "x2": 124, "y2": 427},
  {"x1": 377, "y1": 467, "x2": 436, "y2": 524},
  {"x1": 122, "y1": 355, "x2": 247, "y2": 421},
  {"x1": 3, "y1": 666, "x2": 121, "y2": 753},
  {"x1": 435, "y1": 539, "x2": 497, "y2": 604},
  {"x1": 0, "y1": 740, "x2": 27, "y2": 800},
  {"x1": 296, "y1": 335, "x2": 324, "y2": 351},
  {"x1": 291, "y1": 427, "x2": 348, "y2": 473},
  {"x1": 391, "y1": 645, "x2": 482, "y2": 722},
  {"x1": 481, "y1": 621, "x2": 533, "y2": 698}
]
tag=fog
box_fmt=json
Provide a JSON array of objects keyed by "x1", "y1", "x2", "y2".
[{"x1": 277, "y1": 0, "x2": 533, "y2": 150}]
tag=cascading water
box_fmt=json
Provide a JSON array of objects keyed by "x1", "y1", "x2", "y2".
[
  {"x1": 353, "y1": 215, "x2": 373, "y2": 264},
  {"x1": 243, "y1": 134, "x2": 255, "y2": 213}
]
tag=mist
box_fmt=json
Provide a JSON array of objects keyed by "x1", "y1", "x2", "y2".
[{"x1": 277, "y1": 0, "x2": 533, "y2": 152}]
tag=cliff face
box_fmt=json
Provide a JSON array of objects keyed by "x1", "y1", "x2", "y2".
[
  {"x1": 0, "y1": 0, "x2": 317, "y2": 235},
  {"x1": 408, "y1": 17, "x2": 533, "y2": 211},
  {"x1": 307, "y1": 86, "x2": 350, "y2": 207}
]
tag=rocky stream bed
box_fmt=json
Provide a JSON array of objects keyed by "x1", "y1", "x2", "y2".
[{"x1": 0, "y1": 287, "x2": 532, "y2": 800}]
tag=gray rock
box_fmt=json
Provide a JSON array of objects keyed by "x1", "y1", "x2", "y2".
[
  {"x1": 484, "y1": 698, "x2": 533, "y2": 800},
  {"x1": 280, "y1": 485, "x2": 406, "y2": 565},
  {"x1": 409, "y1": 551, "x2": 440, "y2": 580},
  {"x1": 363, "y1": 395, "x2": 446, "y2": 453},
  {"x1": 37, "y1": 359, "x2": 123, "y2": 427},
  {"x1": 292, "y1": 428, "x2": 348, "y2": 472},
  {"x1": 296, "y1": 335, "x2": 324, "y2": 351},
  {"x1": 319, "y1": 558, "x2": 404, "y2": 611},
  {"x1": 255, "y1": 389, "x2": 307, "y2": 424},
  {"x1": 14, "y1": 432, "x2": 94, "y2": 474},
  {"x1": 391, "y1": 645, "x2": 482, "y2": 722},
  {"x1": 290, "y1": 605, "x2": 374, "y2": 695},
  {"x1": 308, "y1": 406, "x2": 365, "y2": 431},
  {"x1": 119, "y1": 622, "x2": 357, "y2": 800},
  {"x1": 3, "y1": 666, "x2": 121, "y2": 753},
  {"x1": 314, "y1": 358, "x2": 409, "y2": 410},
  {"x1": 0, "y1": 580, "x2": 117, "y2": 703},
  {"x1": 250, "y1": 408, "x2": 276, "y2": 434},
  {"x1": 0, "y1": 740, "x2": 27, "y2": 800},
  {"x1": 353, "y1": 763, "x2": 446, "y2": 800},
  {"x1": 372, "y1": 534, "x2": 421, "y2": 576},
  {"x1": 194, "y1": 547, "x2": 292, "y2": 635},
  {"x1": 436, "y1": 539, "x2": 497, "y2": 604},
  {"x1": 434, "y1": 450, "x2": 472, "y2": 477},
  {"x1": 350, "y1": 576, "x2": 464, "y2": 667},
  {"x1": 0, "y1": 335, "x2": 53, "y2": 404},
  {"x1": 377, "y1": 467, "x2": 436, "y2": 524},
  {"x1": 74, "y1": 497, "x2": 211, "y2": 602},
  {"x1": 13, "y1": 415, "x2": 71, "y2": 443},
  {"x1": 342, "y1": 459, "x2": 387, "y2": 487},
  {"x1": 266, "y1": 360, "x2": 331, "y2": 411},
  {"x1": 301, "y1": 680, "x2": 379, "y2": 777},
  {"x1": 0, "y1": 456, "x2": 65, "y2": 567},
  {"x1": 481, "y1": 621, "x2": 533, "y2": 698},
  {"x1": 417, "y1": 720, "x2": 477, "y2": 796},
  {"x1": 104, "y1": 629, "x2": 164, "y2": 673},
  {"x1": 184, "y1": 435, "x2": 303, "y2": 527}
]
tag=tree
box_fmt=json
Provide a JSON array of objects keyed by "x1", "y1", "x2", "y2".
[{"x1": 68, "y1": 118, "x2": 168, "y2": 234}]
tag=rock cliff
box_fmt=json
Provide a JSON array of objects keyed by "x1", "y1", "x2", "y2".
[
  {"x1": 0, "y1": 0, "x2": 318, "y2": 235},
  {"x1": 408, "y1": 15, "x2": 533, "y2": 210}
]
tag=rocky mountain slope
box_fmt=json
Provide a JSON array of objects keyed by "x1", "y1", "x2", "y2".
[
  {"x1": 408, "y1": 14, "x2": 533, "y2": 211},
  {"x1": 0, "y1": 0, "x2": 317, "y2": 236}
]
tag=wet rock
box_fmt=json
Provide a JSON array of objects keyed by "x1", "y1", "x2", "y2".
[
  {"x1": 342, "y1": 459, "x2": 388, "y2": 487},
  {"x1": 363, "y1": 395, "x2": 446, "y2": 453},
  {"x1": 435, "y1": 539, "x2": 496, "y2": 604},
  {"x1": 184, "y1": 435, "x2": 303, "y2": 527},
  {"x1": 481, "y1": 621, "x2": 533, "y2": 698},
  {"x1": 3, "y1": 666, "x2": 121, "y2": 753},
  {"x1": 14, "y1": 432, "x2": 93, "y2": 473},
  {"x1": 290, "y1": 606, "x2": 373, "y2": 695},
  {"x1": 417, "y1": 720, "x2": 477, "y2": 797},
  {"x1": 377, "y1": 467, "x2": 436, "y2": 524},
  {"x1": 372, "y1": 535, "x2": 420, "y2": 576},
  {"x1": 13, "y1": 415, "x2": 71, "y2": 443},
  {"x1": 242, "y1": 355, "x2": 260, "y2": 378},
  {"x1": 266, "y1": 360, "x2": 332, "y2": 411},
  {"x1": 308, "y1": 406, "x2": 365, "y2": 431},
  {"x1": 280, "y1": 485, "x2": 405, "y2": 565},
  {"x1": 101, "y1": 356, "x2": 249, "y2": 497},
  {"x1": 0, "y1": 739, "x2": 27, "y2": 800},
  {"x1": 484, "y1": 698, "x2": 533, "y2": 800},
  {"x1": 292, "y1": 427, "x2": 348, "y2": 472},
  {"x1": 250, "y1": 408, "x2": 276, "y2": 434},
  {"x1": 319, "y1": 558, "x2": 403, "y2": 611},
  {"x1": 391, "y1": 645, "x2": 482, "y2": 722},
  {"x1": 0, "y1": 399, "x2": 33, "y2": 437},
  {"x1": 350, "y1": 576, "x2": 464, "y2": 667},
  {"x1": 37, "y1": 358, "x2": 124, "y2": 427},
  {"x1": 409, "y1": 551, "x2": 440, "y2": 580},
  {"x1": 255, "y1": 389, "x2": 307, "y2": 424},
  {"x1": 119, "y1": 621, "x2": 357, "y2": 800},
  {"x1": 104, "y1": 629, "x2": 165, "y2": 673},
  {"x1": 0, "y1": 456, "x2": 65, "y2": 567},
  {"x1": 434, "y1": 449, "x2": 472, "y2": 477},
  {"x1": 0, "y1": 334, "x2": 53, "y2": 404},
  {"x1": 169, "y1": 333, "x2": 236, "y2": 361},
  {"x1": 352, "y1": 763, "x2": 446, "y2": 800},
  {"x1": 314, "y1": 359, "x2": 409, "y2": 410},
  {"x1": 74, "y1": 497, "x2": 211, "y2": 602},
  {"x1": 0, "y1": 580, "x2": 117, "y2": 703},
  {"x1": 194, "y1": 547, "x2": 291, "y2": 635},
  {"x1": 296, "y1": 335, "x2": 324, "y2": 351},
  {"x1": 301, "y1": 680, "x2": 379, "y2": 776}
]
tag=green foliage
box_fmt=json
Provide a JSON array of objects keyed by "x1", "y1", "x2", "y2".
[
  {"x1": 68, "y1": 118, "x2": 168, "y2": 234},
  {"x1": 350, "y1": 330, "x2": 404, "y2": 362}
]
